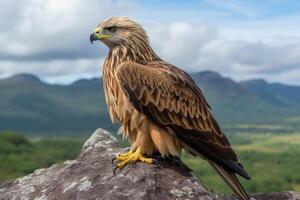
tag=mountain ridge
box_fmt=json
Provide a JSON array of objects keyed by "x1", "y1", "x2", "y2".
[
  {"x1": 241, "y1": 79, "x2": 300, "y2": 106},
  {"x1": 1, "y1": 71, "x2": 299, "y2": 135}
]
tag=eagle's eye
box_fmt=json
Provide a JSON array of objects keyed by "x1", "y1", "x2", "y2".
[{"x1": 107, "y1": 26, "x2": 117, "y2": 33}]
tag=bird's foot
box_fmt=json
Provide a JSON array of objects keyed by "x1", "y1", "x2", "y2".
[{"x1": 113, "y1": 147, "x2": 153, "y2": 174}]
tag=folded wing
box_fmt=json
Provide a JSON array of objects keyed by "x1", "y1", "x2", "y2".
[{"x1": 115, "y1": 60, "x2": 250, "y2": 180}]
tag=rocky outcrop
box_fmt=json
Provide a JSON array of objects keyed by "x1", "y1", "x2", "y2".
[{"x1": 0, "y1": 128, "x2": 299, "y2": 200}]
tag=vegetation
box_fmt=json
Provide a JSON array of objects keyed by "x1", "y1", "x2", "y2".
[
  {"x1": 1, "y1": 131, "x2": 300, "y2": 194},
  {"x1": 183, "y1": 133, "x2": 300, "y2": 193},
  {"x1": 1, "y1": 73, "x2": 300, "y2": 194},
  {"x1": 1, "y1": 72, "x2": 300, "y2": 135},
  {"x1": 0, "y1": 132, "x2": 84, "y2": 181}
]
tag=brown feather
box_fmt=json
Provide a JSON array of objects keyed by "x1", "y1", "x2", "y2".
[
  {"x1": 114, "y1": 60, "x2": 251, "y2": 194},
  {"x1": 209, "y1": 162, "x2": 250, "y2": 200},
  {"x1": 99, "y1": 16, "x2": 250, "y2": 199}
]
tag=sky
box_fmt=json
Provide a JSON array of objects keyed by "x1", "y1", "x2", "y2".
[{"x1": 1, "y1": 0, "x2": 300, "y2": 85}]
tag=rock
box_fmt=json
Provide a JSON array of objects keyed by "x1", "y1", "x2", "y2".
[{"x1": 0, "y1": 128, "x2": 299, "y2": 200}]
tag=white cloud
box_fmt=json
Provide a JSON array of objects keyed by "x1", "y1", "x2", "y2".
[
  {"x1": 148, "y1": 22, "x2": 218, "y2": 69},
  {"x1": 0, "y1": 0, "x2": 135, "y2": 60},
  {"x1": 147, "y1": 20, "x2": 300, "y2": 84},
  {"x1": 0, "y1": 58, "x2": 102, "y2": 78},
  {"x1": 0, "y1": 0, "x2": 135, "y2": 79},
  {"x1": 0, "y1": 0, "x2": 300, "y2": 85}
]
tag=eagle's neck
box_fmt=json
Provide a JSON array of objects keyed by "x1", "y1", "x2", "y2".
[{"x1": 104, "y1": 43, "x2": 160, "y2": 72}]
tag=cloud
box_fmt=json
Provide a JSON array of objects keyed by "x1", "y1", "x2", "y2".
[
  {"x1": 147, "y1": 22, "x2": 218, "y2": 69},
  {"x1": 0, "y1": 0, "x2": 135, "y2": 62},
  {"x1": 146, "y1": 20, "x2": 300, "y2": 84},
  {"x1": 0, "y1": 0, "x2": 137, "y2": 81},
  {"x1": 0, "y1": 58, "x2": 103, "y2": 78},
  {"x1": 0, "y1": 0, "x2": 300, "y2": 85}
]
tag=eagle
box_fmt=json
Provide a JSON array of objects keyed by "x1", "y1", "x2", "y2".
[{"x1": 90, "y1": 17, "x2": 251, "y2": 200}]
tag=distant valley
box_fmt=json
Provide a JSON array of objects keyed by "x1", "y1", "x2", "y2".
[{"x1": 1, "y1": 71, "x2": 300, "y2": 136}]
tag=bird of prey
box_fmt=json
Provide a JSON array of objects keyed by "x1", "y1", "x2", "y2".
[{"x1": 90, "y1": 17, "x2": 251, "y2": 200}]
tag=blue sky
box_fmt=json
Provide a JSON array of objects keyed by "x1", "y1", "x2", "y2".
[
  {"x1": 0, "y1": 0, "x2": 300, "y2": 85},
  {"x1": 136, "y1": 0, "x2": 300, "y2": 22}
]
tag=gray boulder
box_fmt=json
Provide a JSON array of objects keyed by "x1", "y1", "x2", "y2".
[{"x1": 0, "y1": 128, "x2": 299, "y2": 200}]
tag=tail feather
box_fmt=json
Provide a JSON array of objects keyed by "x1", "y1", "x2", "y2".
[{"x1": 209, "y1": 161, "x2": 250, "y2": 200}]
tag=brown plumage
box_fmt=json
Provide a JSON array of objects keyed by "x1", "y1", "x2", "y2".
[{"x1": 90, "y1": 16, "x2": 251, "y2": 200}]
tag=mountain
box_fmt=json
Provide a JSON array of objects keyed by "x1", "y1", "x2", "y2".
[
  {"x1": 0, "y1": 75, "x2": 112, "y2": 135},
  {"x1": 6, "y1": 73, "x2": 42, "y2": 83},
  {"x1": 190, "y1": 71, "x2": 275, "y2": 124},
  {"x1": 0, "y1": 71, "x2": 300, "y2": 135},
  {"x1": 192, "y1": 71, "x2": 250, "y2": 101},
  {"x1": 191, "y1": 71, "x2": 265, "y2": 107},
  {"x1": 241, "y1": 79, "x2": 300, "y2": 106}
]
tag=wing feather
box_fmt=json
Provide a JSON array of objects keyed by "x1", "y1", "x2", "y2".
[{"x1": 115, "y1": 60, "x2": 250, "y2": 180}]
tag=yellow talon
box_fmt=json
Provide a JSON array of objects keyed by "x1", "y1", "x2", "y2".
[
  {"x1": 116, "y1": 150, "x2": 133, "y2": 161},
  {"x1": 114, "y1": 147, "x2": 153, "y2": 171}
]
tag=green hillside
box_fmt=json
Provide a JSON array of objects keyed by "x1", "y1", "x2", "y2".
[
  {"x1": 183, "y1": 132, "x2": 300, "y2": 193},
  {"x1": 241, "y1": 79, "x2": 300, "y2": 106},
  {"x1": 0, "y1": 74, "x2": 114, "y2": 135},
  {"x1": 0, "y1": 132, "x2": 84, "y2": 181},
  {"x1": 1, "y1": 131, "x2": 300, "y2": 194},
  {"x1": 0, "y1": 72, "x2": 300, "y2": 135},
  {"x1": 191, "y1": 71, "x2": 300, "y2": 132}
]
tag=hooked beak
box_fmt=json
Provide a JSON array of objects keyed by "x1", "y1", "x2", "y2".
[
  {"x1": 90, "y1": 32, "x2": 98, "y2": 44},
  {"x1": 90, "y1": 27, "x2": 112, "y2": 44}
]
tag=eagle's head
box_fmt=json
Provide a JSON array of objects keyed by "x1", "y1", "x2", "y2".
[{"x1": 90, "y1": 16, "x2": 149, "y2": 49}]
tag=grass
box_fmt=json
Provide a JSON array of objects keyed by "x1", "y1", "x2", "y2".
[
  {"x1": 224, "y1": 123, "x2": 298, "y2": 134},
  {"x1": 0, "y1": 132, "x2": 84, "y2": 182},
  {"x1": 183, "y1": 133, "x2": 300, "y2": 194},
  {"x1": 1, "y1": 131, "x2": 300, "y2": 195},
  {"x1": 285, "y1": 116, "x2": 300, "y2": 123}
]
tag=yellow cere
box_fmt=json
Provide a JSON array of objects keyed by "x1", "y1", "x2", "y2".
[{"x1": 94, "y1": 27, "x2": 112, "y2": 39}]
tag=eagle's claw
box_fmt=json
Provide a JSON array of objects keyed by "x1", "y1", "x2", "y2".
[
  {"x1": 113, "y1": 166, "x2": 121, "y2": 175},
  {"x1": 111, "y1": 147, "x2": 153, "y2": 174},
  {"x1": 111, "y1": 157, "x2": 117, "y2": 165}
]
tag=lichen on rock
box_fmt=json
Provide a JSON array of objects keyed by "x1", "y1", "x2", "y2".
[{"x1": 0, "y1": 128, "x2": 299, "y2": 200}]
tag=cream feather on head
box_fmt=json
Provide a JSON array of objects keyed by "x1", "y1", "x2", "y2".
[{"x1": 92, "y1": 16, "x2": 149, "y2": 48}]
